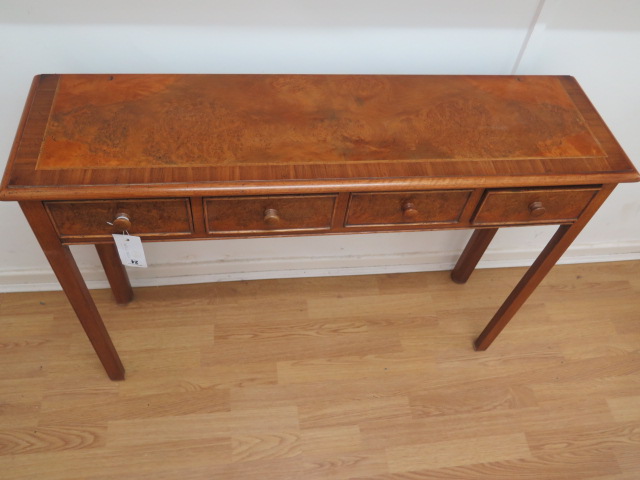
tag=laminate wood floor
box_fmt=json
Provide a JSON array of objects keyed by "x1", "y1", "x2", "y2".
[{"x1": 1, "y1": 261, "x2": 639, "y2": 479}]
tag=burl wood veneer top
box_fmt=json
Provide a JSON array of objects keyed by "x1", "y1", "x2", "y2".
[
  {"x1": 39, "y1": 74, "x2": 601, "y2": 169},
  {"x1": 1, "y1": 74, "x2": 638, "y2": 200}
]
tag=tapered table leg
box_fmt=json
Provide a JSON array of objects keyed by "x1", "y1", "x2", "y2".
[
  {"x1": 474, "y1": 185, "x2": 616, "y2": 350},
  {"x1": 451, "y1": 228, "x2": 499, "y2": 284},
  {"x1": 20, "y1": 201, "x2": 125, "y2": 380},
  {"x1": 96, "y1": 243, "x2": 133, "y2": 304}
]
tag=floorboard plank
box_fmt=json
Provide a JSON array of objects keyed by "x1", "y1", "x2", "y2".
[{"x1": 1, "y1": 260, "x2": 638, "y2": 478}]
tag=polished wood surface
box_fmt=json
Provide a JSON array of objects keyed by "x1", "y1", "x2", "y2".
[
  {"x1": 95, "y1": 243, "x2": 133, "y2": 305},
  {"x1": 38, "y1": 75, "x2": 603, "y2": 169},
  {"x1": 451, "y1": 228, "x2": 499, "y2": 284},
  {"x1": 205, "y1": 195, "x2": 336, "y2": 234},
  {"x1": 1, "y1": 261, "x2": 638, "y2": 479},
  {"x1": 41, "y1": 187, "x2": 605, "y2": 244},
  {"x1": 475, "y1": 184, "x2": 614, "y2": 350},
  {"x1": 45, "y1": 199, "x2": 193, "y2": 239},
  {"x1": 19, "y1": 201, "x2": 125, "y2": 380},
  {"x1": 1, "y1": 75, "x2": 638, "y2": 201},
  {"x1": 345, "y1": 190, "x2": 471, "y2": 227},
  {"x1": 1, "y1": 74, "x2": 638, "y2": 379},
  {"x1": 472, "y1": 187, "x2": 599, "y2": 225}
]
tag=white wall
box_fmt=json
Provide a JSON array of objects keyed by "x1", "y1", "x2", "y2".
[{"x1": 0, "y1": 0, "x2": 638, "y2": 292}]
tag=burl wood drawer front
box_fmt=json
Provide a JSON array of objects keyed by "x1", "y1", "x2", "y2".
[
  {"x1": 472, "y1": 187, "x2": 600, "y2": 225},
  {"x1": 46, "y1": 199, "x2": 193, "y2": 238},
  {"x1": 345, "y1": 190, "x2": 472, "y2": 227},
  {"x1": 205, "y1": 195, "x2": 337, "y2": 233}
]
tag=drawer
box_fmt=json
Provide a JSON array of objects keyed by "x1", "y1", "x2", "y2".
[
  {"x1": 46, "y1": 199, "x2": 193, "y2": 238},
  {"x1": 345, "y1": 190, "x2": 472, "y2": 227},
  {"x1": 205, "y1": 195, "x2": 336, "y2": 233},
  {"x1": 472, "y1": 187, "x2": 600, "y2": 225}
]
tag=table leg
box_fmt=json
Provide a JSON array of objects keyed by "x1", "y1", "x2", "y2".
[
  {"x1": 96, "y1": 243, "x2": 133, "y2": 304},
  {"x1": 20, "y1": 201, "x2": 125, "y2": 380},
  {"x1": 451, "y1": 228, "x2": 498, "y2": 284},
  {"x1": 474, "y1": 184, "x2": 616, "y2": 351}
]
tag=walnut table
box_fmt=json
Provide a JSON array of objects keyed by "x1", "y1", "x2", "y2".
[{"x1": 1, "y1": 74, "x2": 638, "y2": 380}]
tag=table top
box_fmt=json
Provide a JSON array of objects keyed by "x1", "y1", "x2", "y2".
[{"x1": 1, "y1": 74, "x2": 638, "y2": 200}]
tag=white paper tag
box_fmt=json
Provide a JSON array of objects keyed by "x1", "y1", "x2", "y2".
[{"x1": 112, "y1": 234, "x2": 148, "y2": 268}]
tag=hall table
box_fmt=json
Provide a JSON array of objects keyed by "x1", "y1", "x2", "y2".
[{"x1": 1, "y1": 74, "x2": 638, "y2": 380}]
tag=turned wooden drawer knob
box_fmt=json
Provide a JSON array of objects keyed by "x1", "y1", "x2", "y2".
[
  {"x1": 108, "y1": 212, "x2": 132, "y2": 231},
  {"x1": 402, "y1": 201, "x2": 419, "y2": 219},
  {"x1": 528, "y1": 201, "x2": 546, "y2": 217},
  {"x1": 264, "y1": 208, "x2": 280, "y2": 226}
]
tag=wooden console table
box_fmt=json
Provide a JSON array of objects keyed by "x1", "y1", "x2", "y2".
[{"x1": 1, "y1": 74, "x2": 638, "y2": 380}]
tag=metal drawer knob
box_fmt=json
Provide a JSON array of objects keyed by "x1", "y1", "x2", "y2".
[
  {"x1": 402, "y1": 201, "x2": 419, "y2": 219},
  {"x1": 264, "y1": 208, "x2": 280, "y2": 226},
  {"x1": 528, "y1": 201, "x2": 546, "y2": 217}
]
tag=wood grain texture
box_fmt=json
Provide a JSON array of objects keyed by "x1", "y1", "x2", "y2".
[
  {"x1": 18, "y1": 201, "x2": 125, "y2": 381},
  {"x1": 345, "y1": 190, "x2": 471, "y2": 227},
  {"x1": 472, "y1": 187, "x2": 599, "y2": 225},
  {"x1": 95, "y1": 243, "x2": 133, "y2": 304},
  {"x1": 0, "y1": 260, "x2": 638, "y2": 478},
  {"x1": 474, "y1": 184, "x2": 615, "y2": 350},
  {"x1": 451, "y1": 228, "x2": 499, "y2": 284},
  {"x1": 205, "y1": 194, "x2": 336, "y2": 234},
  {"x1": 1, "y1": 74, "x2": 637, "y2": 201},
  {"x1": 49, "y1": 186, "x2": 609, "y2": 245},
  {"x1": 45, "y1": 199, "x2": 193, "y2": 238},
  {"x1": 1, "y1": 74, "x2": 638, "y2": 388},
  {"x1": 38, "y1": 75, "x2": 605, "y2": 168}
]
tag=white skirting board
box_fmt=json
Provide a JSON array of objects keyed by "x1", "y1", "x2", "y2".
[{"x1": 1, "y1": 241, "x2": 639, "y2": 293}]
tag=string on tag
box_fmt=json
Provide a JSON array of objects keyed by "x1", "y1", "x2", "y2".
[{"x1": 106, "y1": 222, "x2": 129, "y2": 235}]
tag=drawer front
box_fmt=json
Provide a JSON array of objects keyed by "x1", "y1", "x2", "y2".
[
  {"x1": 46, "y1": 199, "x2": 193, "y2": 237},
  {"x1": 205, "y1": 195, "x2": 336, "y2": 233},
  {"x1": 472, "y1": 187, "x2": 599, "y2": 225},
  {"x1": 346, "y1": 190, "x2": 472, "y2": 227}
]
